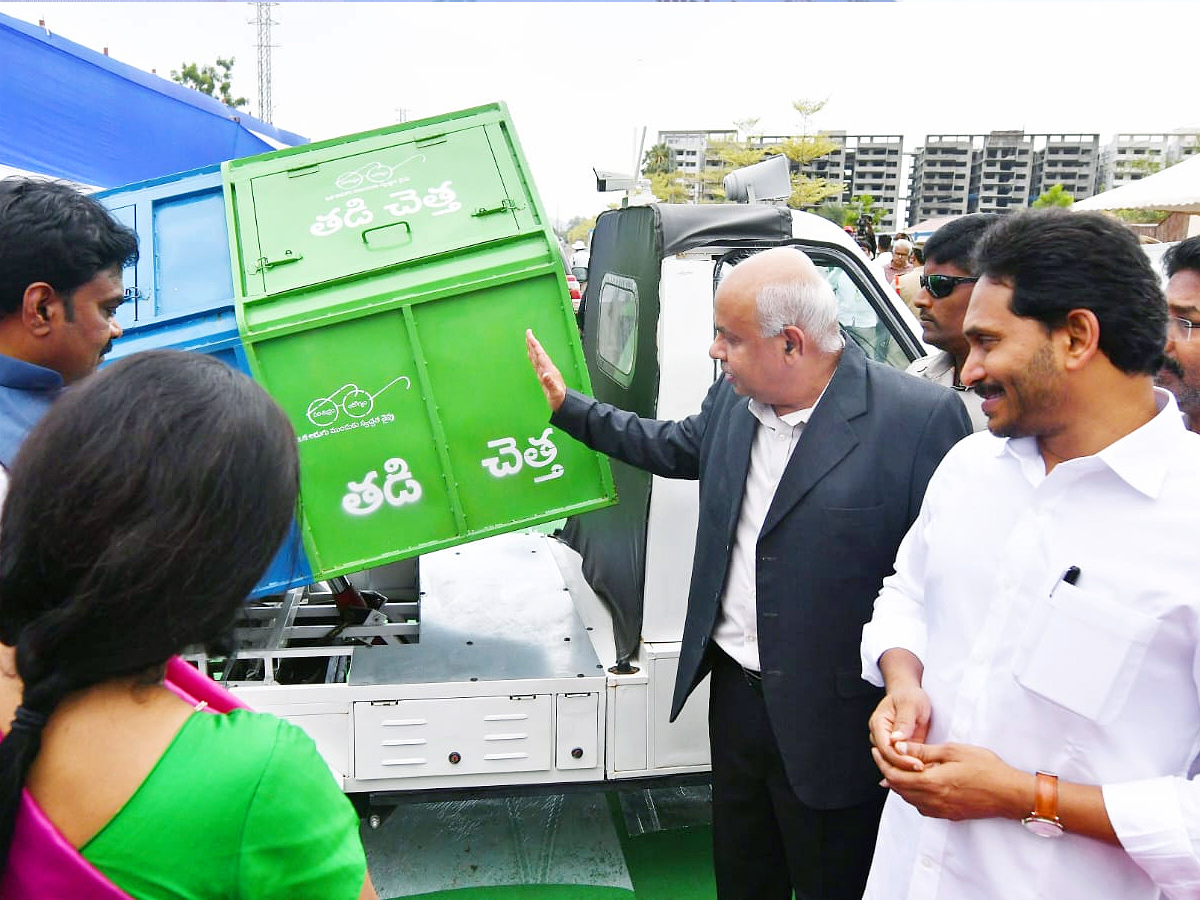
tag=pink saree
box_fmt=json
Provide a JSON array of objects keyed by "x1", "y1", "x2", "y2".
[{"x1": 0, "y1": 658, "x2": 247, "y2": 899}]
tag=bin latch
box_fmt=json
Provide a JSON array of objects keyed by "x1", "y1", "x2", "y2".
[
  {"x1": 471, "y1": 199, "x2": 522, "y2": 218},
  {"x1": 253, "y1": 251, "x2": 304, "y2": 273}
]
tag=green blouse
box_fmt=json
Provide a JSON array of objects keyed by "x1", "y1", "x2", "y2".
[{"x1": 81, "y1": 709, "x2": 366, "y2": 900}]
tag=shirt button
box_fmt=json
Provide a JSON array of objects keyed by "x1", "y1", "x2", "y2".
[
  {"x1": 747, "y1": 634, "x2": 757, "y2": 643},
  {"x1": 921, "y1": 856, "x2": 935, "y2": 870}
]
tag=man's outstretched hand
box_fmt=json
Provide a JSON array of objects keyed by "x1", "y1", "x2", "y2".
[{"x1": 526, "y1": 329, "x2": 566, "y2": 412}]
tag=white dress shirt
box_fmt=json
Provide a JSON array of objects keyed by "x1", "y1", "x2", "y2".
[
  {"x1": 861, "y1": 389, "x2": 1200, "y2": 900},
  {"x1": 713, "y1": 396, "x2": 818, "y2": 672}
]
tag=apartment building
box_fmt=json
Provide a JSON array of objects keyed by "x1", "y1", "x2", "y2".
[
  {"x1": 972, "y1": 130, "x2": 1034, "y2": 214},
  {"x1": 907, "y1": 135, "x2": 975, "y2": 225},
  {"x1": 906, "y1": 131, "x2": 1100, "y2": 226},
  {"x1": 1102, "y1": 131, "x2": 1200, "y2": 189},
  {"x1": 656, "y1": 127, "x2": 1105, "y2": 228},
  {"x1": 843, "y1": 135, "x2": 904, "y2": 229},
  {"x1": 1033, "y1": 134, "x2": 1101, "y2": 201}
]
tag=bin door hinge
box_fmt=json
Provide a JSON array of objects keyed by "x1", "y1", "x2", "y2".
[
  {"x1": 471, "y1": 199, "x2": 522, "y2": 217},
  {"x1": 253, "y1": 250, "x2": 304, "y2": 273}
]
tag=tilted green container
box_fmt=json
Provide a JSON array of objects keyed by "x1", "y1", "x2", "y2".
[{"x1": 223, "y1": 103, "x2": 614, "y2": 580}]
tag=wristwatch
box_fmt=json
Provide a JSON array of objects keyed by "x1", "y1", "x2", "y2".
[{"x1": 1022, "y1": 770, "x2": 1064, "y2": 838}]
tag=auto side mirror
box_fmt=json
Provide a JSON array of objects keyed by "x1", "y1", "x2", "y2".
[{"x1": 571, "y1": 265, "x2": 588, "y2": 283}]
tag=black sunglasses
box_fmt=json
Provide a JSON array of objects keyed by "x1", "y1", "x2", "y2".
[{"x1": 919, "y1": 273, "x2": 979, "y2": 300}]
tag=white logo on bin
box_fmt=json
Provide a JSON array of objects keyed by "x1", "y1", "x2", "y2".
[
  {"x1": 481, "y1": 428, "x2": 564, "y2": 484},
  {"x1": 342, "y1": 457, "x2": 423, "y2": 517},
  {"x1": 333, "y1": 155, "x2": 426, "y2": 192},
  {"x1": 307, "y1": 375, "x2": 411, "y2": 428},
  {"x1": 310, "y1": 179, "x2": 462, "y2": 237}
]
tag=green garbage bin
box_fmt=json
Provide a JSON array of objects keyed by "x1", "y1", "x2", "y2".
[{"x1": 224, "y1": 103, "x2": 614, "y2": 580}]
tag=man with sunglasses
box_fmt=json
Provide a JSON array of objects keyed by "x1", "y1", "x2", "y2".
[
  {"x1": 1155, "y1": 236, "x2": 1200, "y2": 432},
  {"x1": 905, "y1": 214, "x2": 1000, "y2": 431}
]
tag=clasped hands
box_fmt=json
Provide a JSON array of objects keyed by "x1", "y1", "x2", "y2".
[{"x1": 869, "y1": 685, "x2": 1026, "y2": 822}]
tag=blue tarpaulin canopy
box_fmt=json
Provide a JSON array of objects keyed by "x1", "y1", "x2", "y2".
[{"x1": 0, "y1": 11, "x2": 307, "y2": 188}]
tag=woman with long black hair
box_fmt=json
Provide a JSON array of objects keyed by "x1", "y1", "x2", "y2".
[{"x1": 0, "y1": 350, "x2": 376, "y2": 899}]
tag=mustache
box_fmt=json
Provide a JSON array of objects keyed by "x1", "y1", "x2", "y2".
[
  {"x1": 1160, "y1": 355, "x2": 1185, "y2": 379},
  {"x1": 973, "y1": 383, "x2": 1003, "y2": 399}
]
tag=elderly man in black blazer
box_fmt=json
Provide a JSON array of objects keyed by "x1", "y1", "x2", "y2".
[{"x1": 527, "y1": 247, "x2": 970, "y2": 900}]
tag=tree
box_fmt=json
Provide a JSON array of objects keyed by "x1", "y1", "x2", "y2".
[
  {"x1": 733, "y1": 117, "x2": 762, "y2": 144},
  {"x1": 771, "y1": 98, "x2": 843, "y2": 210},
  {"x1": 844, "y1": 194, "x2": 886, "y2": 226},
  {"x1": 1127, "y1": 158, "x2": 1164, "y2": 177},
  {"x1": 787, "y1": 176, "x2": 843, "y2": 210},
  {"x1": 813, "y1": 201, "x2": 848, "y2": 226},
  {"x1": 1114, "y1": 208, "x2": 1170, "y2": 225},
  {"x1": 646, "y1": 170, "x2": 693, "y2": 204},
  {"x1": 791, "y1": 98, "x2": 829, "y2": 135},
  {"x1": 771, "y1": 134, "x2": 841, "y2": 168},
  {"x1": 1032, "y1": 184, "x2": 1075, "y2": 209},
  {"x1": 171, "y1": 57, "x2": 248, "y2": 110},
  {"x1": 1110, "y1": 159, "x2": 1173, "y2": 222},
  {"x1": 566, "y1": 217, "x2": 597, "y2": 245},
  {"x1": 641, "y1": 143, "x2": 673, "y2": 176},
  {"x1": 695, "y1": 99, "x2": 843, "y2": 208}
]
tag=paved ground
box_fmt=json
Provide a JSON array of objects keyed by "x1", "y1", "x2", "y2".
[{"x1": 363, "y1": 787, "x2": 716, "y2": 900}]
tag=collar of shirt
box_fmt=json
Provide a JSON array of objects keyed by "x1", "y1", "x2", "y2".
[
  {"x1": 0, "y1": 353, "x2": 64, "y2": 470},
  {"x1": 746, "y1": 379, "x2": 829, "y2": 432},
  {"x1": 998, "y1": 387, "x2": 1184, "y2": 499},
  {"x1": 909, "y1": 350, "x2": 957, "y2": 386},
  {"x1": 0, "y1": 353, "x2": 62, "y2": 392}
]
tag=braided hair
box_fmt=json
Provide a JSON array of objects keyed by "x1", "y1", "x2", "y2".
[{"x1": 0, "y1": 350, "x2": 299, "y2": 864}]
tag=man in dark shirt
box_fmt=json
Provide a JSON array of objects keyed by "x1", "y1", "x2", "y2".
[{"x1": 0, "y1": 178, "x2": 137, "y2": 479}]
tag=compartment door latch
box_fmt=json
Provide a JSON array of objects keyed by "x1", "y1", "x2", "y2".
[
  {"x1": 471, "y1": 199, "x2": 522, "y2": 218},
  {"x1": 253, "y1": 250, "x2": 305, "y2": 273}
]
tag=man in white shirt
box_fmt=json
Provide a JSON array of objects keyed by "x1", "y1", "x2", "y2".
[
  {"x1": 528, "y1": 247, "x2": 970, "y2": 900},
  {"x1": 905, "y1": 214, "x2": 999, "y2": 432},
  {"x1": 860, "y1": 209, "x2": 1200, "y2": 900},
  {"x1": 875, "y1": 233, "x2": 893, "y2": 269}
]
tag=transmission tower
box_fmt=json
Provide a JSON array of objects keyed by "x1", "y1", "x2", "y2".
[{"x1": 254, "y1": 2, "x2": 277, "y2": 124}]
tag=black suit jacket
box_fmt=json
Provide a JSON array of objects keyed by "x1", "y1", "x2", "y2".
[{"x1": 552, "y1": 340, "x2": 971, "y2": 808}]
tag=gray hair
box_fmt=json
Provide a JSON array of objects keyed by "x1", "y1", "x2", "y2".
[
  {"x1": 757, "y1": 277, "x2": 844, "y2": 353},
  {"x1": 893, "y1": 239, "x2": 914, "y2": 254}
]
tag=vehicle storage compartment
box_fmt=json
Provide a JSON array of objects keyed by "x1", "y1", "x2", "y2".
[
  {"x1": 354, "y1": 694, "x2": 553, "y2": 780},
  {"x1": 223, "y1": 103, "x2": 614, "y2": 580},
  {"x1": 94, "y1": 165, "x2": 313, "y2": 597}
]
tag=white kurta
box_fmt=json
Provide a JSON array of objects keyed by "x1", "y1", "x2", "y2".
[{"x1": 861, "y1": 389, "x2": 1200, "y2": 900}]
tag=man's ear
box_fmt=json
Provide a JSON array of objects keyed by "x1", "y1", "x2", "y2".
[
  {"x1": 781, "y1": 325, "x2": 804, "y2": 357},
  {"x1": 21, "y1": 283, "x2": 57, "y2": 337},
  {"x1": 1060, "y1": 308, "x2": 1101, "y2": 371}
]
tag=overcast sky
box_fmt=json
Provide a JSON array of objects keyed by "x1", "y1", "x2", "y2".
[{"x1": 1, "y1": 1, "x2": 1195, "y2": 223}]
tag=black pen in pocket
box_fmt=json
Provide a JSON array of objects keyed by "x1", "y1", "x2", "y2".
[{"x1": 1050, "y1": 565, "x2": 1081, "y2": 598}]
